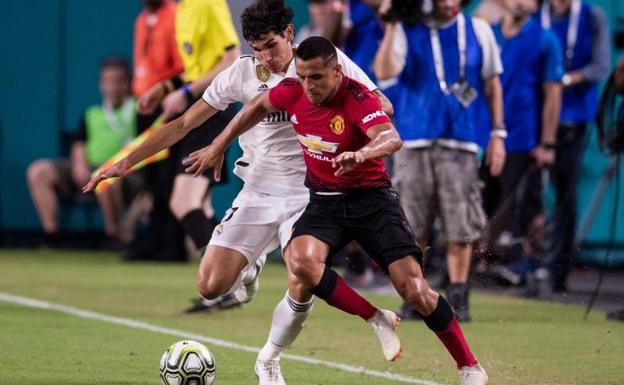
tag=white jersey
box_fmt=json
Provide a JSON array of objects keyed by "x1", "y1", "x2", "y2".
[{"x1": 202, "y1": 48, "x2": 378, "y2": 196}]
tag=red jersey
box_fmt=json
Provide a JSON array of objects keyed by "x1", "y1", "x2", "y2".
[{"x1": 269, "y1": 76, "x2": 392, "y2": 192}]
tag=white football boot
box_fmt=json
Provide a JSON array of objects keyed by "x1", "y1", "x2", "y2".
[
  {"x1": 234, "y1": 255, "x2": 267, "y2": 304},
  {"x1": 367, "y1": 309, "x2": 402, "y2": 361},
  {"x1": 255, "y1": 359, "x2": 286, "y2": 385},
  {"x1": 459, "y1": 363, "x2": 489, "y2": 385}
]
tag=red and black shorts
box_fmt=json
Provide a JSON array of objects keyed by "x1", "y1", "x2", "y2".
[{"x1": 291, "y1": 187, "x2": 423, "y2": 271}]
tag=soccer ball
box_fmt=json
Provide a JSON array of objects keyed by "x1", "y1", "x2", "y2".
[{"x1": 159, "y1": 340, "x2": 216, "y2": 385}]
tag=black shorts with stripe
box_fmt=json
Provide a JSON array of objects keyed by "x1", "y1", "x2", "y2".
[{"x1": 291, "y1": 187, "x2": 423, "y2": 271}]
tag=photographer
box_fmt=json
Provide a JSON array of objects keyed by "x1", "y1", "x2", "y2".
[{"x1": 374, "y1": 0, "x2": 505, "y2": 322}]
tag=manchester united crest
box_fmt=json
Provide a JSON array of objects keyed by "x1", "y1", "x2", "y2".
[
  {"x1": 256, "y1": 65, "x2": 270, "y2": 82},
  {"x1": 329, "y1": 115, "x2": 345, "y2": 135}
]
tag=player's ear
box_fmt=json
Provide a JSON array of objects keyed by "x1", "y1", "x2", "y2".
[
  {"x1": 335, "y1": 63, "x2": 343, "y2": 76},
  {"x1": 284, "y1": 24, "x2": 295, "y2": 43}
]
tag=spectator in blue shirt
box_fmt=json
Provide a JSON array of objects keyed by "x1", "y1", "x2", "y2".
[
  {"x1": 480, "y1": 0, "x2": 563, "y2": 288},
  {"x1": 374, "y1": 0, "x2": 506, "y2": 322},
  {"x1": 538, "y1": 0, "x2": 611, "y2": 293}
]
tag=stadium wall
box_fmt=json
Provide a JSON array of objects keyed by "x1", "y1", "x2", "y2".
[{"x1": 0, "y1": 0, "x2": 621, "y2": 264}]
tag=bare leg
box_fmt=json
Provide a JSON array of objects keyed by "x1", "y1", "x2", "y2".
[
  {"x1": 27, "y1": 160, "x2": 60, "y2": 233},
  {"x1": 196, "y1": 245, "x2": 248, "y2": 300},
  {"x1": 96, "y1": 181, "x2": 123, "y2": 237},
  {"x1": 447, "y1": 242, "x2": 472, "y2": 284}
]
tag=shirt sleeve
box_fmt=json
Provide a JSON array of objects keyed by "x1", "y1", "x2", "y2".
[
  {"x1": 540, "y1": 29, "x2": 564, "y2": 83},
  {"x1": 202, "y1": 57, "x2": 244, "y2": 110},
  {"x1": 472, "y1": 17, "x2": 503, "y2": 80},
  {"x1": 336, "y1": 47, "x2": 377, "y2": 91},
  {"x1": 393, "y1": 24, "x2": 408, "y2": 75},
  {"x1": 579, "y1": 6, "x2": 611, "y2": 83},
  {"x1": 206, "y1": 0, "x2": 240, "y2": 51},
  {"x1": 268, "y1": 79, "x2": 301, "y2": 111},
  {"x1": 350, "y1": 87, "x2": 392, "y2": 133}
]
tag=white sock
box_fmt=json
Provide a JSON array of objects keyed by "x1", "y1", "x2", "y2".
[{"x1": 257, "y1": 293, "x2": 314, "y2": 361}]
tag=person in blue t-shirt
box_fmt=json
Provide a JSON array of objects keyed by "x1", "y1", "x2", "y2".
[
  {"x1": 480, "y1": 0, "x2": 563, "y2": 288},
  {"x1": 538, "y1": 0, "x2": 611, "y2": 293},
  {"x1": 374, "y1": 0, "x2": 505, "y2": 325}
]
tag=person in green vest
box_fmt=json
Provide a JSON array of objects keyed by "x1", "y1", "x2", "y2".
[{"x1": 26, "y1": 57, "x2": 137, "y2": 246}]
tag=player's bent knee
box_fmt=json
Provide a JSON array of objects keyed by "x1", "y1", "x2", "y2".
[
  {"x1": 196, "y1": 275, "x2": 229, "y2": 300},
  {"x1": 289, "y1": 252, "x2": 318, "y2": 288},
  {"x1": 27, "y1": 160, "x2": 53, "y2": 185}
]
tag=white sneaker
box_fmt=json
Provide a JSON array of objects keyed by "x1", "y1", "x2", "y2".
[
  {"x1": 459, "y1": 363, "x2": 488, "y2": 385},
  {"x1": 234, "y1": 255, "x2": 266, "y2": 304},
  {"x1": 367, "y1": 309, "x2": 402, "y2": 361},
  {"x1": 255, "y1": 359, "x2": 286, "y2": 385}
]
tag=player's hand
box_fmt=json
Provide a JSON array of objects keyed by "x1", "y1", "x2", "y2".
[
  {"x1": 485, "y1": 137, "x2": 506, "y2": 177},
  {"x1": 183, "y1": 144, "x2": 225, "y2": 181},
  {"x1": 137, "y1": 83, "x2": 166, "y2": 115},
  {"x1": 82, "y1": 159, "x2": 129, "y2": 193},
  {"x1": 332, "y1": 151, "x2": 366, "y2": 176},
  {"x1": 531, "y1": 145, "x2": 555, "y2": 168},
  {"x1": 162, "y1": 89, "x2": 188, "y2": 121}
]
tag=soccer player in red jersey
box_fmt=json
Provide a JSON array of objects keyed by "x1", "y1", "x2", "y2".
[{"x1": 184, "y1": 36, "x2": 489, "y2": 385}]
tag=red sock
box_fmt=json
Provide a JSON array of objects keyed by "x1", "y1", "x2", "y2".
[
  {"x1": 435, "y1": 317, "x2": 478, "y2": 368},
  {"x1": 326, "y1": 275, "x2": 378, "y2": 320}
]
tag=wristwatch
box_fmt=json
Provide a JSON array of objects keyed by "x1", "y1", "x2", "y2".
[
  {"x1": 490, "y1": 123, "x2": 507, "y2": 139},
  {"x1": 562, "y1": 74, "x2": 572, "y2": 87}
]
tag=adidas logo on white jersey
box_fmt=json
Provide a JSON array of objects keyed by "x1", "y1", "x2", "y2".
[{"x1": 257, "y1": 84, "x2": 269, "y2": 92}]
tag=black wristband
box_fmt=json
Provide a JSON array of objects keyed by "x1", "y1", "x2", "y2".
[{"x1": 170, "y1": 76, "x2": 184, "y2": 90}]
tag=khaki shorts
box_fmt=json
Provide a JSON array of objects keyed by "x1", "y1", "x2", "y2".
[{"x1": 393, "y1": 145, "x2": 486, "y2": 243}]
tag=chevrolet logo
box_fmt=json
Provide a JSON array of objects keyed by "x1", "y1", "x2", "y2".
[{"x1": 297, "y1": 134, "x2": 339, "y2": 154}]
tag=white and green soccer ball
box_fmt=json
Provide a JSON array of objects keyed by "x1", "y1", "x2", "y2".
[{"x1": 159, "y1": 340, "x2": 216, "y2": 385}]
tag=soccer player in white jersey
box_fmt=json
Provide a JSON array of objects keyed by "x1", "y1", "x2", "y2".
[{"x1": 84, "y1": 1, "x2": 399, "y2": 384}]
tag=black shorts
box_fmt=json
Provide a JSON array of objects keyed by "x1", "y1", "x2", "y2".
[
  {"x1": 171, "y1": 104, "x2": 238, "y2": 181},
  {"x1": 291, "y1": 187, "x2": 423, "y2": 271}
]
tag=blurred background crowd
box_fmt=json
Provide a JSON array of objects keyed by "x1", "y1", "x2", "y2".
[{"x1": 0, "y1": 0, "x2": 623, "y2": 320}]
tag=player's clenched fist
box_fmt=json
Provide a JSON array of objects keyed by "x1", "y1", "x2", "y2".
[
  {"x1": 332, "y1": 151, "x2": 366, "y2": 176},
  {"x1": 183, "y1": 144, "x2": 225, "y2": 181}
]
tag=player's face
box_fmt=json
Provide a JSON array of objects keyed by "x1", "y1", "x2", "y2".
[
  {"x1": 505, "y1": 0, "x2": 537, "y2": 19},
  {"x1": 249, "y1": 25, "x2": 295, "y2": 74},
  {"x1": 433, "y1": 0, "x2": 461, "y2": 22},
  {"x1": 549, "y1": 0, "x2": 572, "y2": 16},
  {"x1": 295, "y1": 57, "x2": 342, "y2": 105},
  {"x1": 99, "y1": 67, "x2": 130, "y2": 106}
]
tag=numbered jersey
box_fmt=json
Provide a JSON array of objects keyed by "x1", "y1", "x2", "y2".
[{"x1": 202, "y1": 48, "x2": 377, "y2": 196}]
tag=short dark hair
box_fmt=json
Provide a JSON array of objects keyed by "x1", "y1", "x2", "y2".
[
  {"x1": 295, "y1": 36, "x2": 337, "y2": 66},
  {"x1": 100, "y1": 56, "x2": 132, "y2": 81},
  {"x1": 241, "y1": 0, "x2": 294, "y2": 42}
]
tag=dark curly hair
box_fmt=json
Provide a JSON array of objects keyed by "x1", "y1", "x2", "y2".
[{"x1": 241, "y1": 0, "x2": 294, "y2": 42}]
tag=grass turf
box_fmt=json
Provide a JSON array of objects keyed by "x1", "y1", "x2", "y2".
[{"x1": 0, "y1": 249, "x2": 622, "y2": 385}]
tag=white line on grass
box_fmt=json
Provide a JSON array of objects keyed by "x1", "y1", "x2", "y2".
[{"x1": 0, "y1": 292, "x2": 446, "y2": 385}]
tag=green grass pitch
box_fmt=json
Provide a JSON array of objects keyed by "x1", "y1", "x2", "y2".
[{"x1": 0, "y1": 250, "x2": 622, "y2": 385}]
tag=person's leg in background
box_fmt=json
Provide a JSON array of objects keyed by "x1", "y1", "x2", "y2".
[
  {"x1": 392, "y1": 146, "x2": 436, "y2": 320},
  {"x1": 549, "y1": 124, "x2": 587, "y2": 293},
  {"x1": 96, "y1": 179, "x2": 124, "y2": 240},
  {"x1": 27, "y1": 159, "x2": 62, "y2": 236},
  {"x1": 437, "y1": 147, "x2": 487, "y2": 322}
]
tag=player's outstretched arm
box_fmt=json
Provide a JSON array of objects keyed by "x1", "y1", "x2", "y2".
[
  {"x1": 82, "y1": 100, "x2": 217, "y2": 192},
  {"x1": 332, "y1": 122, "x2": 402, "y2": 176},
  {"x1": 182, "y1": 92, "x2": 278, "y2": 179}
]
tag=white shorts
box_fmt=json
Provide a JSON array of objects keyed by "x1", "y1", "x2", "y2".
[{"x1": 208, "y1": 186, "x2": 309, "y2": 264}]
